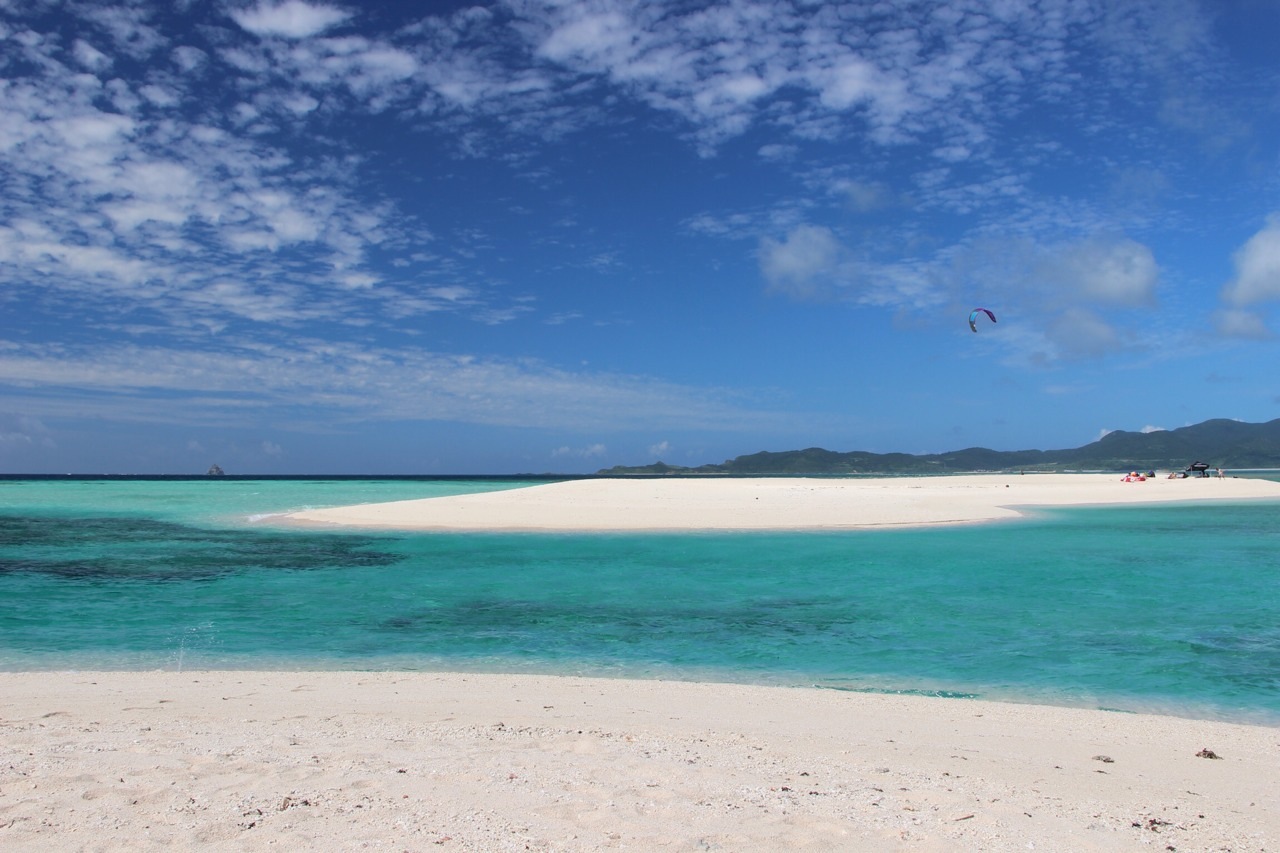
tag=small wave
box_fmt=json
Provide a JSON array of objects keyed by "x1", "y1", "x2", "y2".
[
  {"x1": 246, "y1": 510, "x2": 297, "y2": 523},
  {"x1": 246, "y1": 506, "x2": 339, "y2": 524}
]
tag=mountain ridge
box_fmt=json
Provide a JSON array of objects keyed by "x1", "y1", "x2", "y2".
[{"x1": 599, "y1": 418, "x2": 1280, "y2": 475}]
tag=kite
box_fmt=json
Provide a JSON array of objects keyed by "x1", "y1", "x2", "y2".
[{"x1": 968, "y1": 308, "x2": 996, "y2": 333}]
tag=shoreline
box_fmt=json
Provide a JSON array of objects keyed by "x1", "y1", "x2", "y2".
[
  {"x1": 280, "y1": 472, "x2": 1280, "y2": 532},
  {"x1": 2, "y1": 670, "x2": 1277, "y2": 851},
  {"x1": 10, "y1": 478, "x2": 1280, "y2": 849}
]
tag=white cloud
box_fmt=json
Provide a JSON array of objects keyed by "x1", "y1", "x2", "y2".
[
  {"x1": 804, "y1": 56, "x2": 913, "y2": 141},
  {"x1": 0, "y1": 340, "x2": 780, "y2": 434},
  {"x1": 835, "y1": 180, "x2": 891, "y2": 213},
  {"x1": 551, "y1": 443, "x2": 606, "y2": 458},
  {"x1": 72, "y1": 40, "x2": 112, "y2": 72},
  {"x1": 1214, "y1": 308, "x2": 1273, "y2": 340},
  {"x1": 0, "y1": 415, "x2": 54, "y2": 451},
  {"x1": 171, "y1": 45, "x2": 207, "y2": 72},
  {"x1": 507, "y1": 0, "x2": 1098, "y2": 153},
  {"x1": 648, "y1": 440, "x2": 670, "y2": 458},
  {"x1": 758, "y1": 225, "x2": 843, "y2": 299},
  {"x1": 812, "y1": 58, "x2": 882, "y2": 110},
  {"x1": 1060, "y1": 238, "x2": 1158, "y2": 306},
  {"x1": 51, "y1": 111, "x2": 137, "y2": 150},
  {"x1": 1140, "y1": 425, "x2": 1165, "y2": 434},
  {"x1": 0, "y1": 232, "x2": 163, "y2": 287},
  {"x1": 757, "y1": 222, "x2": 947, "y2": 310},
  {"x1": 138, "y1": 85, "x2": 176, "y2": 108},
  {"x1": 78, "y1": 5, "x2": 168, "y2": 59},
  {"x1": 186, "y1": 280, "x2": 310, "y2": 323},
  {"x1": 536, "y1": 11, "x2": 632, "y2": 65},
  {"x1": 1222, "y1": 216, "x2": 1280, "y2": 305},
  {"x1": 0, "y1": 427, "x2": 32, "y2": 447},
  {"x1": 825, "y1": 232, "x2": 1166, "y2": 361},
  {"x1": 1044, "y1": 307, "x2": 1122, "y2": 359},
  {"x1": 231, "y1": 1, "x2": 352, "y2": 40},
  {"x1": 279, "y1": 36, "x2": 419, "y2": 98},
  {"x1": 0, "y1": 24, "x2": 535, "y2": 337},
  {"x1": 757, "y1": 143, "x2": 796, "y2": 162}
]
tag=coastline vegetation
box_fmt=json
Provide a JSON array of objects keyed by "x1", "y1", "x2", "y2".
[{"x1": 600, "y1": 417, "x2": 1280, "y2": 475}]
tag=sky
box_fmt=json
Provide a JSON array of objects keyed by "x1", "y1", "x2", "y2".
[{"x1": 2, "y1": 0, "x2": 1279, "y2": 475}]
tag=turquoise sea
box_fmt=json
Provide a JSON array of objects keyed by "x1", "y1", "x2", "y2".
[{"x1": 2, "y1": 475, "x2": 1279, "y2": 724}]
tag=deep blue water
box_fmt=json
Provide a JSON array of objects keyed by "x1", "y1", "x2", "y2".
[{"x1": 2, "y1": 477, "x2": 1278, "y2": 723}]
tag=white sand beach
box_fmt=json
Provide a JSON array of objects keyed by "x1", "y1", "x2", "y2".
[
  {"x1": 283, "y1": 472, "x2": 1280, "y2": 532},
  {"x1": 8, "y1": 476, "x2": 1280, "y2": 850},
  {"x1": 2, "y1": 670, "x2": 1277, "y2": 851}
]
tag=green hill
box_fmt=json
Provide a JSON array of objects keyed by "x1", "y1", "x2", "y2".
[{"x1": 598, "y1": 418, "x2": 1280, "y2": 475}]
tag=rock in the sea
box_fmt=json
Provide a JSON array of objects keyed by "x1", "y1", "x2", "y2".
[{"x1": 207, "y1": 464, "x2": 226, "y2": 476}]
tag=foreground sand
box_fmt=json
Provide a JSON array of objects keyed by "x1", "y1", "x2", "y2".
[
  {"x1": 283, "y1": 473, "x2": 1280, "y2": 531},
  {"x1": 2, "y1": 671, "x2": 1277, "y2": 851}
]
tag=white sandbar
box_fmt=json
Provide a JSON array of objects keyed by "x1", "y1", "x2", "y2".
[
  {"x1": 282, "y1": 473, "x2": 1280, "y2": 532},
  {"x1": 2, "y1": 670, "x2": 1276, "y2": 851}
]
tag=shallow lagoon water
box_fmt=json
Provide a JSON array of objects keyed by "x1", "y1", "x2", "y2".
[{"x1": 2, "y1": 477, "x2": 1278, "y2": 723}]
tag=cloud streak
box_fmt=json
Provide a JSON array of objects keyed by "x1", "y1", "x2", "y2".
[{"x1": 0, "y1": 338, "x2": 778, "y2": 433}]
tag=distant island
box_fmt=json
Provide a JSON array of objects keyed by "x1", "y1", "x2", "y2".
[{"x1": 599, "y1": 418, "x2": 1280, "y2": 475}]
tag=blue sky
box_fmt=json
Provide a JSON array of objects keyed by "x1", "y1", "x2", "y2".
[{"x1": 2, "y1": 0, "x2": 1279, "y2": 474}]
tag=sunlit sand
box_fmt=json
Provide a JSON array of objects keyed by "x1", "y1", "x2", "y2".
[
  {"x1": 3, "y1": 671, "x2": 1277, "y2": 851},
  {"x1": 283, "y1": 472, "x2": 1280, "y2": 532}
]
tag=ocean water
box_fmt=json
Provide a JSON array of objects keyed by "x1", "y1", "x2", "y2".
[{"x1": 2, "y1": 476, "x2": 1279, "y2": 724}]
